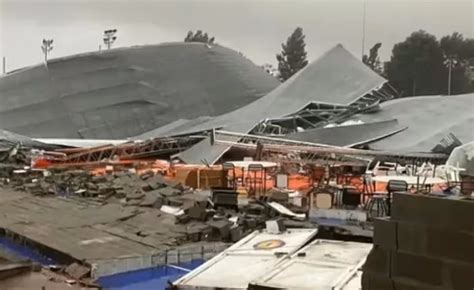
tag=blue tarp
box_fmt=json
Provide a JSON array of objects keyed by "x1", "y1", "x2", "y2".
[
  {"x1": 0, "y1": 235, "x2": 203, "y2": 290},
  {"x1": 0, "y1": 236, "x2": 58, "y2": 266},
  {"x1": 96, "y1": 259, "x2": 205, "y2": 290}
]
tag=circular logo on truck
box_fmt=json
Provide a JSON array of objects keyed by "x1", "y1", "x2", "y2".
[{"x1": 253, "y1": 239, "x2": 286, "y2": 250}]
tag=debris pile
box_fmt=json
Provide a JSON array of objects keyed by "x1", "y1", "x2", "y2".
[
  {"x1": 362, "y1": 193, "x2": 474, "y2": 289},
  {"x1": 1, "y1": 166, "x2": 313, "y2": 245}
]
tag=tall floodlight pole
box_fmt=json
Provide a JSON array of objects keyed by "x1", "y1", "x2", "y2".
[
  {"x1": 103, "y1": 29, "x2": 118, "y2": 50},
  {"x1": 41, "y1": 39, "x2": 54, "y2": 62},
  {"x1": 361, "y1": 1, "x2": 367, "y2": 59},
  {"x1": 444, "y1": 56, "x2": 458, "y2": 96}
]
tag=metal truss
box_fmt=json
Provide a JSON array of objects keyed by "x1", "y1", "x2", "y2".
[
  {"x1": 212, "y1": 130, "x2": 448, "y2": 165},
  {"x1": 51, "y1": 136, "x2": 203, "y2": 164},
  {"x1": 249, "y1": 83, "x2": 398, "y2": 135}
]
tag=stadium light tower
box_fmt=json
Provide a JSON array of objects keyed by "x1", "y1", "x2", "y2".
[
  {"x1": 444, "y1": 56, "x2": 458, "y2": 96},
  {"x1": 41, "y1": 39, "x2": 54, "y2": 62},
  {"x1": 103, "y1": 29, "x2": 118, "y2": 50}
]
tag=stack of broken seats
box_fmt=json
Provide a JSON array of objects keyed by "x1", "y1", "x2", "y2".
[{"x1": 362, "y1": 193, "x2": 474, "y2": 290}]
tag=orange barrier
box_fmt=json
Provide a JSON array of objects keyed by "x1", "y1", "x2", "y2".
[{"x1": 32, "y1": 156, "x2": 448, "y2": 197}]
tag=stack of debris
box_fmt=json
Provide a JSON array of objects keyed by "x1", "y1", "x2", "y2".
[
  {"x1": 362, "y1": 193, "x2": 474, "y2": 289},
  {"x1": 1, "y1": 167, "x2": 314, "y2": 245},
  {"x1": 176, "y1": 186, "x2": 313, "y2": 243},
  {"x1": 1, "y1": 167, "x2": 183, "y2": 202}
]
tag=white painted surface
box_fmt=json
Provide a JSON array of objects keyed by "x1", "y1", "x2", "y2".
[
  {"x1": 372, "y1": 175, "x2": 445, "y2": 185},
  {"x1": 276, "y1": 174, "x2": 289, "y2": 188},
  {"x1": 160, "y1": 205, "x2": 184, "y2": 216},
  {"x1": 250, "y1": 239, "x2": 371, "y2": 290},
  {"x1": 173, "y1": 229, "x2": 317, "y2": 289},
  {"x1": 226, "y1": 161, "x2": 277, "y2": 169},
  {"x1": 310, "y1": 208, "x2": 367, "y2": 222},
  {"x1": 268, "y1": 202, "x2": 306, "y2": 220},
  {"x1": 34, "y1": 138, "x2": 129, "y2": 147}
]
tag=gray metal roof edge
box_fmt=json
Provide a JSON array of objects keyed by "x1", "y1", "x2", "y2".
[
  {"x1": 2, "y1": 42, "x2": 243, "y2": 78},
  {"x1": 346, "y1": 125, "x2": 408, "y2": 147},
  {"x1": 347, "y1": 81, "x2": 388, "y2": 106}
]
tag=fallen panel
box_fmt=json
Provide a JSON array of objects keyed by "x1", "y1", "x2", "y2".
[
  {"x1": 355, "y1": 93, "x2": 474, "y2": 152},
  {"x1": 0, "y1": 129, "x2": 52, "y2": 150},
  {"x1": 249, "y1": 239, "x2": 372, "y2": 290},
  {"x1": 173, "y1": 44, "x2": 387, "y2": 164},
  {"x1": 0, "y1": 43, "x2": 279, "y2": 139},
  {"x1": 172, "y1": 228, "x2": 318, "y2": 289},
  {"x1": 286, "y1": 119, "x2": 406, "y2": 147},
  {"x1": 32, "y1": 138, "x2": 128, "y2": 148}
]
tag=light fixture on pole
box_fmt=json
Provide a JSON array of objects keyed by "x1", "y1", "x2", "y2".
[
  {"x1": 361, "y1": 0, "x2": 367, "y2": 60},
  {"x1": 103, "y1": 29, "x2": 118, "y2": 50},
  {"x1": 41, "y1": 39, "x2": 54, "y2": 63},
  {"x1": 444, "y1": 56, "x2": 458, "y2": 96}
]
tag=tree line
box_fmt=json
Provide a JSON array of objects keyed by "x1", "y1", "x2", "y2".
[{"x1": 184, "y1": 29, "x2": 473, "y2": 96}]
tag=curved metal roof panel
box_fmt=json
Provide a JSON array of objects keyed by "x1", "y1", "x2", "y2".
[
  {"x1": 357, "y1": 93, "x2": 474, "y2": 152},
  {"x1": 0, "y1": 43, "x2": 279, "y2": 139},
  {"x1": 169, "y1": 44, "x2": 387, "y2": 164}
]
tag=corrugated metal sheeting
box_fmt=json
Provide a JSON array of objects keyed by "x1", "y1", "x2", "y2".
[
  {"x1": 356, "y1": 93, "x2": 474, "y2": 152},
  {"x1": 166, "y1": 44, "x2": 387, "y2": 164},
  {"x1": 0, "y1": 43, "x2": 279, "y2": 139}
]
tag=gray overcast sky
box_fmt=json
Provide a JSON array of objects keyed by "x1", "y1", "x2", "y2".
[{"x1": 0, "y1": 0, "x2": 473, "y2": 71}]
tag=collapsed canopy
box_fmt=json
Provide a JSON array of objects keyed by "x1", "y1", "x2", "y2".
[{"x1": 0, "y1": 43, "x2": 279, "y2": 139}]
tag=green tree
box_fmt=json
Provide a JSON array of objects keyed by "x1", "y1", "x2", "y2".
[
  {"x1": 363, "y1": 43, "x2": 383, "y2": 74},
  {"x1": 184, "y1": 30, "x2": 215, "y2": 44},
  {"x1": 276, "y1": 27, "x2": 308, "y2": 82},
  {"x1": 385, "y1": 30, "x2": 446, "y2": 97},
  {"x1": 440, "y1": 33, "x2": 474, "y2": 94}
]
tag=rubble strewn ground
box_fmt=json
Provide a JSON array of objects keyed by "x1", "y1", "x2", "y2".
[{"x1": 0, "y1": 163, "x2": 314, "y2": 281}]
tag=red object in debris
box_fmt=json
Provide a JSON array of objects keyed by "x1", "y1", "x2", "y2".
[{"x1": 32, "y1": 159, "x2": 50, "y2": 169}]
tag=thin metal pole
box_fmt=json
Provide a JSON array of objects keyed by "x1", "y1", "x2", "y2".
[
  {"x1": 361, "y1": 1, "x2": 367, "y2": 59},
  {"x1": 448, "y1": 62, "x2": 452, "y2": 95},
  {"x1": 2, "y1": 56, "x2": 5, "y2": 74}
]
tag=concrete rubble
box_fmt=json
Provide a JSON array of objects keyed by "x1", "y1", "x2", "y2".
[{"x1": 0, "y1": 163, "x2": 313, "y2": 281}]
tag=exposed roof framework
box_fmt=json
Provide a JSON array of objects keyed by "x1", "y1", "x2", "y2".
[
  {"x1": 166, "y1": 44, "x2": 392, "y2": 164},
  {"x1": 211, "y1": 130, "x2": 448, "y2": 165}
]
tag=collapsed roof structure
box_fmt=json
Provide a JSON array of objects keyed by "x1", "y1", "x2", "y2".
[
  {"x1": 1, "y1": 42, "x2": 471, "y2": 167},
  {"x1": 354, "y1": 94, "x2": 474, "y2": 152},
  {"x1": 287, "y1": 93, "x2": 474, "y2": 151},
  {"x1": 142, "y1": 44, "x2": 398, "y2": 164},
  {"x1": 0, "y1": 43, "x2": 279, "y2": 139}
]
